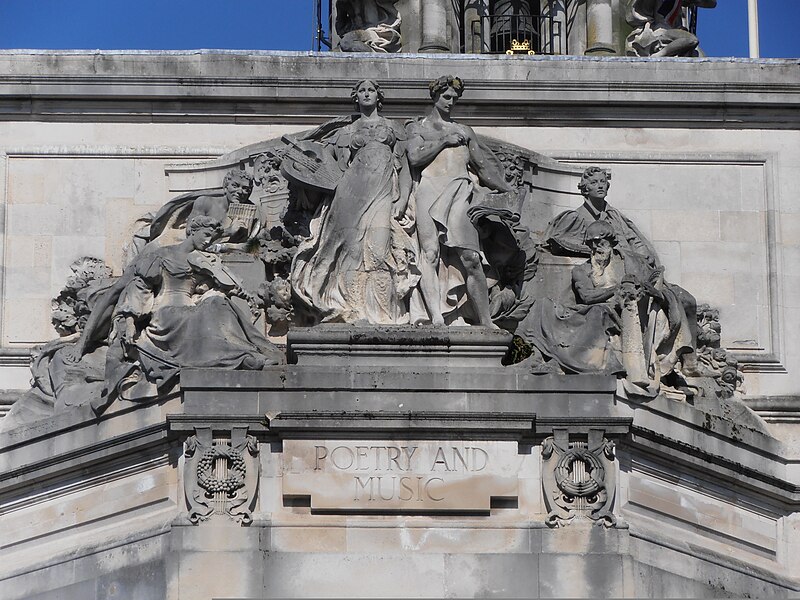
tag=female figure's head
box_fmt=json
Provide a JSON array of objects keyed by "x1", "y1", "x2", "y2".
[
  {"x1": 186, "y1": 215, "x2": 224, "y2": 250},
  {"x1": 351, "y1": 79, "x2": 384, "y2": 113}
]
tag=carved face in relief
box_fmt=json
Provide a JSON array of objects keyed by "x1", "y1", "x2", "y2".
[
  {"x1": 186, "y1": 216, "x2": 224, "y2": 250},
  {"x1": 581, "y1": 171, "x2": 609, "y2": 203},
  {"x1": 585, "y1": 220, "x2": 617, "y2": 265},
  {"x1": 355, "y1": 80, "x2": 379, "y2": 111},
  {"x1": 351, "y1": 79, "x2": 384, "y2": 113},
  {"x1": 223, "y1": 171, "x2": 254, "y2": 204},
  {"x1": 189, "y1": 226, "x2": 219, "y2": 250},
  {"x1": 696, "y1": 304, "x2": 722, "y2": 347},
  {"x1": 433, "y1": 86, "x2": 460, "y2": 116}
]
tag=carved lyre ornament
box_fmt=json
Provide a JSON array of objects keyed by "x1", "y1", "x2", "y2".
[
  {"x1": 541, "y1": 430, "x2": 617, "y2": 528},
  {"x1": 183, "y1": 426, "x2": 260, "y2": 525}
]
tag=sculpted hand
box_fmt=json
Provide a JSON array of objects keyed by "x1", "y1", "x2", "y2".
[
  {"x1": 392, "y1": 201, "x2": 407, "y2": 220},
  {"x1": 445, "y1": 132, "x2": 467, "y2": 148},
  {"x1": 119, "y1": 317, "x2": 136, "y2": 346},
  {"x1": 61, "y1": 341, "x2": 85, "y2": 364}
]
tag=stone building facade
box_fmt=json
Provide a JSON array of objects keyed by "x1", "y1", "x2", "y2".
[{"x1": 0, "y1": 42, "x2": 799, "y2": 599}]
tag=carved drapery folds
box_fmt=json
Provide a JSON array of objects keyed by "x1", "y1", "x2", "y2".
[
  {"x1": 541, "y1": 430, "x2": 617, "y2": 528},
  {"x1": 183, "y1": 426, "x2": 260, "y2": 525}
]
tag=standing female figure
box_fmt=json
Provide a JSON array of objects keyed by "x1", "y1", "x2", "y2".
[{"x1": 291, "y1": 79, "x2": 416, "y2": 324}]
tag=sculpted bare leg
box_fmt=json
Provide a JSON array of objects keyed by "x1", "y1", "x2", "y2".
[
  {"x1": 457, "y1": 248, "x2": 497, "y2": 328},
  {"x1": 415, "y1": 206, "x2": 445, "y2": 325}
]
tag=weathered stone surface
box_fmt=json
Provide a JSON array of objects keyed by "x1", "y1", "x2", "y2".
[
  {"x1": 0, "y1": 50, "x2": 798, "y2": 600},
  {"x1": 282, "y1": 439, "x2": 520, "y2": 512},
  {"x1": 287, "y1": 324, "x2": 513, "y2": 367}
]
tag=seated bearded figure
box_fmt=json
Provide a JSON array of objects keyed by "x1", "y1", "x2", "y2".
[
  {"x1": 544, "y1": 166, "x2": 698, "y2": 378},
  {"x1": 521, "y1": 220, "x2": 689, "y2": 393}
]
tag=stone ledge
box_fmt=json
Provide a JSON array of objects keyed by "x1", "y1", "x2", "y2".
[
  {"x1": 179, "y1": 366, "x2": 617, "y2": 393},
  {"x1": 0, "y1": 53, "x2": 798, "y2": 127},
  {"x1": 286, "y1": 324, "x2": 513, "y2": 367},
  {"x1": 267, "y1": 411, "x2": 537, "y2": 440}
]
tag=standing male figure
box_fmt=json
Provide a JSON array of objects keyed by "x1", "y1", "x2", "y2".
[{"x1": 405, "y1": 75, "x2": 513, "y2": 326}]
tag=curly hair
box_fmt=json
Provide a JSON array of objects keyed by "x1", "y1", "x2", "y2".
[
  {"x1": 577, "y1": 166, "x2": 611, "y2": 196},
  {"x1": 186, "y1": 215, "x2": 224, "y2": 239},
  {"x1": 429, "y1": 75, "x2": 465, "y2": 100},
  {"x1": 222, "y1": 168, "x2": 254, "y2": 190},
  {"x1": 351, "y1": 79, "x2": 385, "y2": 111}
]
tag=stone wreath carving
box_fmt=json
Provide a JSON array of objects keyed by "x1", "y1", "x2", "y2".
[
  {"x1": 183, "y1": 427, "x2": 259, "y2": 525},
  {"x1": 196, "y1": 446, "x2": 247, "y2": 494},
  {"x1": 541, "y1": 434, "x2": 617, "y2": 528}
]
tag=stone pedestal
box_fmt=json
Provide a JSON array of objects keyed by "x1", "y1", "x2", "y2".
[
  {"x1": 0, "y1": 328, "x2": 796, "y2": 598},
  {"x1": 287, "y1": 324, "x2": 513, "y2": 367}
]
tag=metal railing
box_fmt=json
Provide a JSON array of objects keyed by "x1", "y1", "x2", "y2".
[{"x1": 470, "y1": 11, "x2": 562, "y2": 55}]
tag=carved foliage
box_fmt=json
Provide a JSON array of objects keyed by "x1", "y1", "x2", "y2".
[
  {"x1": 51, "y1": 257, "x2": 113, "y2": 336},
  {"x1": 541, "y1": 433, "x2": 617, "y2": 528},
  {"x1": 695, "y1": 303, "x2": 744, "y2": 398},
  {"x1": 183, "y1": 426, "x2": 260, "y2": 525}
]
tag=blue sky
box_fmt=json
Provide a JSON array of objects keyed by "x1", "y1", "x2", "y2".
[{"x1": 0, "y1": 0, "x2": 797, "y2": 58}]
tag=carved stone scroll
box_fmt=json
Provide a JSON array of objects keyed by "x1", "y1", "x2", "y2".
[{"x1": 183, "y1": 426, "x2": 260, "y2": 525}]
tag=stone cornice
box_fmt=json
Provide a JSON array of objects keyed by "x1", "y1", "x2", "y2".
[{"x1": 0, "y1": 52, "x2": 798, "y2": 127}]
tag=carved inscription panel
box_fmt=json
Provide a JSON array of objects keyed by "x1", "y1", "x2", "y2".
[{"x1": 282, "y1": 440, "x2": 520, "y2": 512}]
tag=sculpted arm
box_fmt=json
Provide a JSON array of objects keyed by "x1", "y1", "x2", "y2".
[
  {"x1": 406, "y1": 125, "x2": 460, "y2": 169},
  {"x1": 572, "y1": 267, "x2": 616, "y2": 305},
  {"x1": 394, "y1": 140, "x2": 412, "y2": 216},
  {"x1": 466, "y1": 129, "x2": 514, "y2": 193}
]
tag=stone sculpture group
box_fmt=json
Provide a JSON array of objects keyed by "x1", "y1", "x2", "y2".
[{"x1": 2, "y1": 75, "x2": 741, "y2": 430}]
